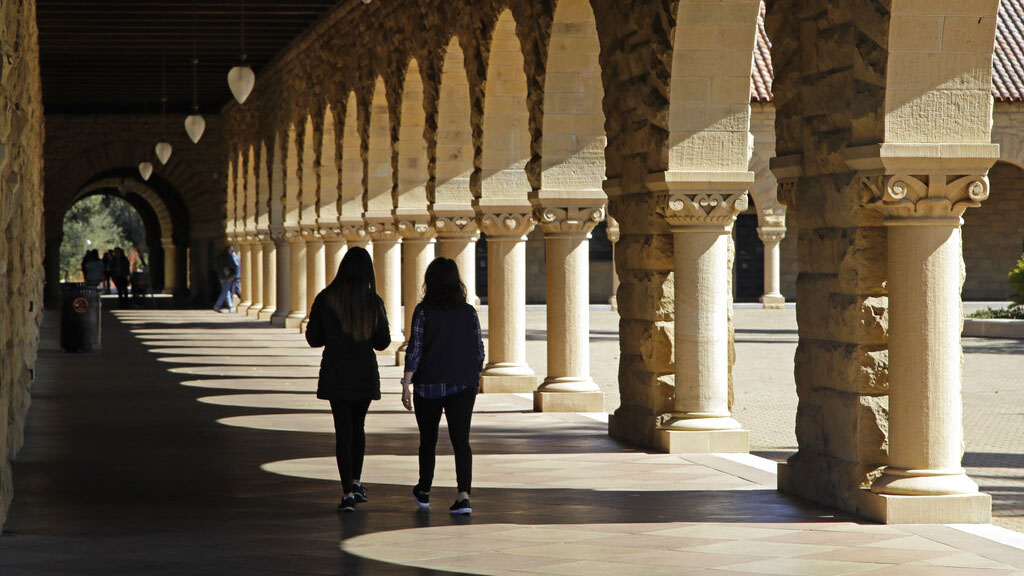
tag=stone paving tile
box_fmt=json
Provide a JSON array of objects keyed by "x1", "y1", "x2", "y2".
[{"x1": 4, "y1": 307, "x2": 1024, "y2": 576}]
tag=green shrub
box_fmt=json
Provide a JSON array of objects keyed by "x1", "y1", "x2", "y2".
[
  {"x1": 1011, "y1": 253, "x2": 1024, "y2": 309},
  {"x1": 968, "y1": 307, "x2": 1024, "y2": 319}
]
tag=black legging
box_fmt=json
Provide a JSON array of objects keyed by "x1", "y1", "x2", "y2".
[
  {"x1": 413, "y1": 387, "x2": 476, "y2": 494},
  {"x1": 329, "y1": 399, "x2": 372, "y2": 494}
]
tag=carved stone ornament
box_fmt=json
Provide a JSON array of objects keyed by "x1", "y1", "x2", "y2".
[
  {"x1": 660, "y1": 191, "x2": 749, "y2": 229},
  {"x1": 396, "y1": 219, "x2": 436, "y2": 240},
  {"x1": 299, "y1": 226, "x2": 322, "y2": 241},
  {"x1": 535, "y1": 204, "x2": 606, "y2": 235},
  {"x1": 757, "y1": 226, "x2": 786, "y2": 245},
  {"x1": 340, "y1": 223, "x2": 369, "y2": 244},
  {"x1": 478, "y1": 211, "x2": 536, "y2": 238},
  {"x1": 433, "y1": 214, "x2": 479, "y2": 238},
  {"x1": 365, "y1": 219, "x2": 399, "y2": 241},
  {"x1": 283, "y1": 228, "x2": 303, "y2": 241},
  {"x1": 318, "y1": 227, "x2": 343, "y2": 241},
  {"x1": 269, "y1": 229, "x2": 288, "y2": 244},
  {"x1": 605, "y1": 215, "x2": 620, "y2": 244},
  {"x1": 862, "y1": 173, "x2": 989, "y2": 222}
]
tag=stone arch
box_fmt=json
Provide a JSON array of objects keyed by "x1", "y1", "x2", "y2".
[
  {"x1": 964, "y1": 160, "x2": 1024, "y2": 300},
  {"x1": 366, "y1": 76, "x2": 394, "y2": 218},
  {"x1": 245, "y1": 145, "x2": 258, "y2": 237},
  {"x1": 990, "y1": 123, "x2": 1024, "y2": 171},
  {"x1": 340, "y1": 91, "x2": 364, "y2": 224},
  {"x1": 257, "y1": 139, "x2": 271, "y2": 231},
  {"x1": 435, "y1": 37, "x2": 474, "y2": 207},
  {"x1": 300, "y1": 115, "x2": 318, "y2": 226},
  {"x1": 540, "y1": 0, "x2": 607, "y2": 195},
  {"x1": 284, "y1": 122, "x2": 301, "y2": 228},
  {"x1": 480, "y1": 9, "x2": 531, "y2": 201},
  {"x1": 270, "y1": 130, "x2": 286, "y2": 231},
  {"x1": 396, "y1": 59, "x2": 429, "y2": 211},
  {"x1": 76, "y1": 177, "x2": 175, "y2": 243},
  {"x1": 665, "y1": 0, "x2": 761, "y2": 172},
  {"x1": 320, "y1": 103, "x2": 340, "y2": 223}
]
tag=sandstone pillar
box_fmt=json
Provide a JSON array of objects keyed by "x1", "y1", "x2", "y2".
[
  {"x1": 161, "y1": 239, "x2": 177, "y2": 295},
  {"x1": 397, "y1": 218, "x2": 436, "y2": 364},
  {"x1": 854, "y1": 148, "x2": 997, "y2": 523},
  {"x1": 533, "y1": 206, "x2": 606, "y2": 412},
  {"x1": 258, "y1": 236, "x2": 277, "y2": 321},
  {"x1": 434, "y1": 214, "x2": 478, "y2": 306},
  {"x1": 246, "y1": 240, "x2": 264, "y2": 317},
  {"x1": 323, "y1": 230, "x2": 345, "y2": 285},
  {"x1": 270, "y1": 231, "x2": 289, "y2": 326},
  {"x1": 757, "y1": 226, "x2": 785, "y2": 309},
  {"x1": 301, "y1": 229, "x2": 325, "y2": 333},
  {"x1": 284, "y1": 230, "x2": 307, "y2": 329},
  {"x1": 606, "y1": 215, "x2": 619, "y2": 311},
  {"x1": 237, "y1": 241, "x2": 253, "y2": 314},
  {"x1": 367, "y1": 219, "x2": 403, "y2": 356},
  {"x1": 652, "y1": 177, "x2": 751, "y2": 454},
  {"x1": 477, "y1": 211, "x2": 538, "y2": 393}
]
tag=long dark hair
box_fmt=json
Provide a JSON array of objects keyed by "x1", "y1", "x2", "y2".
[
  {"x1": 324, "y1": 247, "x2": 377, "y2": 341},
  {"x1": 422, "y1": 257, "x2": 467, "y2": 309}
]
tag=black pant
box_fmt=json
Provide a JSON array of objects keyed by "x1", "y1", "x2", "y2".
[
  {"x1": 329, "y1": 399, "x2": 371, "y2": 494},
  {"x1": 414, "y1": 387, "x2": 476, "y2": 494}
]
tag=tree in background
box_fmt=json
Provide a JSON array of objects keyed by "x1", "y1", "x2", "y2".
[
  {"x1": 1010, "y1": 254, "x2": 1024, "y2": 309},
  {"x1": 60, "y1": 195, "x2": 146, "y2": 281}
]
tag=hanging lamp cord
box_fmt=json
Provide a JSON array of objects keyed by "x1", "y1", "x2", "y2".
[
  {"x1": 192, "y1": 0, "x2": 199, "y2": 112},
  {"x1": 240, "y1": 0, "x2": 247, "y2": 62}
]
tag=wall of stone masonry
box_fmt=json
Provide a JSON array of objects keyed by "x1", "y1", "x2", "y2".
[
  {"x1": 0, "y1": 0, "x2": 45, "y2": 531},
  {"x1": 766, "y1": 0, "x2": 891, "y2": 514},
  {"x1": 964, "y1": 160, "x2": 1024, "y2": 300},
  {"x1": 43, "y1": 115, "x2": 226, "y2": 306}
]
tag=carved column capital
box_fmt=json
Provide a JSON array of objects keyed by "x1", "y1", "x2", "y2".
[
  {"x1": 340, "y1": 222, "x2": 369, "y2": 244},
  {"x1": 269, "y1": 229, "x2": 287, "y2": 244},
  {"x1": 606, "y1": 215, "x2": 620, "y2": 244},
  {"x1": 658, "y1": 191, "x2": 748, "y2": 230},
  {"x1": 861, "y1": 173, "x2": 989, "y2": 224},
  {"x1": 283, "y1": 227, "x2": 304, "y2": 243},
  {"x1": 365, "y1": 218, "x2": 399, "y2": 242},
  {"x1": 534, "y1": 204, "x2": 606, "y2": 236},
  {"x1": 478, "y1": 211, "x2": 536, "y2": 239},
  {"x1": 757, "y1": 226, "x2": 786, "y2": 245},
  {"x1": 319, "y1": 226, "x2": 343, "y2": 241},
  {"x1": 396, "y1": 217, "x2": 436, "y2": 241},
  {"x1": 299, "y1": 225, "x2": 322, "y2": 241},
  {"x1": 433, "y1": 213, "x2": 479, "y2": 239}
]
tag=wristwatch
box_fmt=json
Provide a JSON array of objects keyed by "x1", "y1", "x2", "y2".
[{"x1": 400, "y1": 377, "x2": 412, "y2": 386}]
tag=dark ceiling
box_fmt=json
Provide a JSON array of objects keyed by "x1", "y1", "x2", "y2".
[{"x1": 37, "y1": 0, "x2": 345, "y2": 115}]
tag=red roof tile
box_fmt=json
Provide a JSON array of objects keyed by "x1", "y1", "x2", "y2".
[{"x1": 751, "y1": 0, "x2": 1024, "y2": 103}]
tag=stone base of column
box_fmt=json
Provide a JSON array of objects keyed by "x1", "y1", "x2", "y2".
[
  {"x1": 284, "y1": 313, "x2": 305, "y2": 329},
  {"x1": 857, "y1": 490, "x2": 991, "y2": 524},
  {"x1": 609, "y1": 295, "x2": 617, "y2": 312},
  {"x1": 246, "y1": 306, "x2": 262, "y2": 318},
  {"x1": 299, "y1": 317, "x2": 309, "y2": 334},
  {"x1": 237, "y1": 303, "x2": 251, "y2": 315},
  {"x1": 258, "y1": 306, "x2": 276, "y2": 321},
  {"x1": 759, "y1": 293, "x2": 785, "y2": 309},
  {"x1": 534, "y1": 391, "x2": 604, "y2": 413},
  {"x1": 654, "y1": 428, "x2": 749, "y2": 454},
  {"x1": 396, "y1": 344, "x2": 407, "y2": 366},
  {"x1": 479, "y1": 369, "x2": 538, "y2": 393}
]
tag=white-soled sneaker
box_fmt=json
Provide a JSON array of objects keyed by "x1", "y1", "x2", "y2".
[
  {"x1": 449, "y1": 498, "x2": 471, "y2": 515},
  {"x1": 412, "y1": 485, "x2": 430, "y2": 509}
]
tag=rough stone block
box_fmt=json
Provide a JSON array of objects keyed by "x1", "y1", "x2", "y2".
[
  {"x1": 655, "y1": 428, "x2": 749, "y2": 454},
  {"x1": 858, "y1": 490, "x2": 992, "y2": 524},
  {"x1": 534, "y1": 390, "x2": 604, "y2": 413}
]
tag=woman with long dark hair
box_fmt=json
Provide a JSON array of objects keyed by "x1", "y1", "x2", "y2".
[
  {"x1": 306, "y1": 247, "x2": 391, "y2": 512},
  {"x1": 401, "y1": 257, "x2": 485, "y2": 515}
]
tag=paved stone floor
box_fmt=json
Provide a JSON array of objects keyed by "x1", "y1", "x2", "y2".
[{"x1": 1, "y1": 303, "x2": 1023, "y2": 575}]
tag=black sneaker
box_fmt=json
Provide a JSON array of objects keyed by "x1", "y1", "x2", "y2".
[
  {"x1": 338, "y1": 496, "x2": 356, "y2": 513},
  {"x1": 412, "y1": 485, "x2": 430, "y2": 509},
  {"x1": 352, "y1": 483, "x2": 368, "y2": 503},
  {"x1": 449, "y1": 498, "x2": 471, "y2": 515}
]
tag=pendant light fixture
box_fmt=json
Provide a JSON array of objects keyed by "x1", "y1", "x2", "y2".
[
  {"x1": 227, "y1": 0, "x2": 255, "y2": 104},
  {"x1": 185, "y1": 0, "x2": 206, "y2": 143},
  {"x1": 155, "y1": 49, "x2": 173, "y2": 165},
  {"x1": 139, "y1": 162, "x2": 154, "y2": 181}
]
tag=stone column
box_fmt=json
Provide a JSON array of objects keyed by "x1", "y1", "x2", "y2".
[
  {"x1": 533, "y1": 205, "x2": 606, "y2": 412},
  {"x1": 477, "y1": 211, "x2": 538, "y2": 393},
  {"x1": 323, "y1": 229, "x2": 345, "y2": 285},
  {"x1": 258, "y1": 235, "x2": 277, "y2": 321},
  {"x1": 301, "y1": 228, "x2": 325, "y2": 333},
  {"x1": 367, "y1": 219, "x2": 403, "y2": 355},
  {"x1": 655, "y1": 187, "x2": 750, "y2": 453},
  {"x1": 397, "y1": 218, "x2": 436, "y2": 364},
  {"x1": 161, "y1": 239, "x2": 177, "y2": 295},
  {"x1": 270, "y1": 231, "x2": 289, "y2": 326},
  {"x1": 237, "y1": 241, "x2": 253, "y2": 314},
  {"x1": 858, "y1": 158, "x2": 995, "y2": 523},
  {"x1": 606, "y1": 216, "x2": 620, "y2": 311},
  {"x1": 434, "y1": 214, "x2": 479, "y2": 306},
  {"x1": 757, "y1": 226, "x2": 786, "y2": 309},
  {"x1": 284, "y1": 230, "x2": 307, "y2": 329},
  {"x1": 246, "y1": 240, "x2": 264, "y2": 317}
]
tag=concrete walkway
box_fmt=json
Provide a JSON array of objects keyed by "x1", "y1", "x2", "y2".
[{"x1": 1, "y1": 306, "x2": 1023, "y2": 575}]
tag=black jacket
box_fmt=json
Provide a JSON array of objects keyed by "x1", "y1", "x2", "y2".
[{"x1": 305, "y1": 291, "x2": 391, "y2": 401}]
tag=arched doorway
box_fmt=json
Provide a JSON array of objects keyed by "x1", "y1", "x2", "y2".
[{"x1": 963, "y1": 160, "x2": 1024, "y2": 300}]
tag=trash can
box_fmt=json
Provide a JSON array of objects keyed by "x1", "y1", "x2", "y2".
[{"x1": 61, "y1": 283, "x2": 101, "y2": 352}]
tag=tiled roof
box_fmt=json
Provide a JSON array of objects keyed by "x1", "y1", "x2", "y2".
[{"x1": 751, "y1": 0, "x2": 1024, "y2": 103}]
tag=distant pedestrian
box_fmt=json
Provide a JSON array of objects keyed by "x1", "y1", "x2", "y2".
[
  {"x1": 102, "y1": 250, "x2": 112, "y2": 293},
  {"x1": 110, "y1": 247, "x2": 131, "y2": 305},
  {"x1": 306, "y1": 247, "x2": 391, "y2": 513},
  {"x1": 402, "y1": 257, "x2": 485, "y2": 515},
  {"x1": 213, "y1": 245, "x2": 239, "y2": 313},
  {"x1": 83, "y1": 250, "x2": 104, "y2": 288}
]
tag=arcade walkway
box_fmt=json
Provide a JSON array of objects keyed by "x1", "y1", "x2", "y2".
[{"x1": 2, "y1": 307, "x2": 1024, "y2": 575}]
